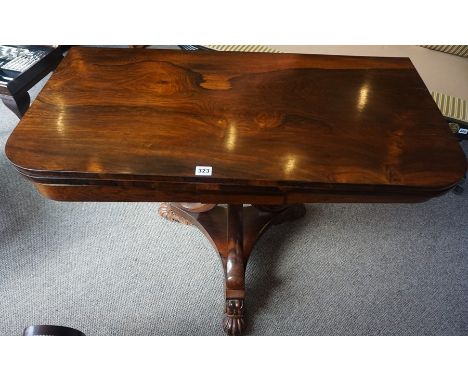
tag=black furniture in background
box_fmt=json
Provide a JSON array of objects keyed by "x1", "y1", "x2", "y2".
[
  {"x1": 0, "y1": 45, "x2": 66, "y2": 118},
  {"x1": 23, "y1": 325, "x2": 85, "y2": 336}
]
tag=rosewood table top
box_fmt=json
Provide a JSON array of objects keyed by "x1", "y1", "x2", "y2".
[
  {"x1": 5, "y1": 47, "x2": 466, "y2": 204},
  {"x1": 5, "y1": 47, "x2": 467, "y2": 335}
]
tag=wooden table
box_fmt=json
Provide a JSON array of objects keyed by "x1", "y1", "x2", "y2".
[{"x1": 5, "y1": 47, "x2": 466, "y2": 335}]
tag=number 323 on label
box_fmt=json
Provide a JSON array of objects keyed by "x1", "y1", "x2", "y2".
[{"x1": 195, "y1": 166, "x2": 213, "y2": 176}]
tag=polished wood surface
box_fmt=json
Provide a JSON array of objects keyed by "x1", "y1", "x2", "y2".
[
  {"x1": 5, "y1": 47, "x2": 467, "y2": 336},
  {"x1": 5, "y1": 47, "x2": 466, "y2": 203}
]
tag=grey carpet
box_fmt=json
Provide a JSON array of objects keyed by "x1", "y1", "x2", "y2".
[{"x1": 1, "y1": 71, "x2": 467, "y2": 336}]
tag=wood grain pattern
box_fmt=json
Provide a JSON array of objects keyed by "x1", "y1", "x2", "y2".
[
  {"x1": 5, "y1": 47, "x2": 467, "y2": 203},
  {"x1": 5, "y1": 47, "x2": 465, "y2": 335}
]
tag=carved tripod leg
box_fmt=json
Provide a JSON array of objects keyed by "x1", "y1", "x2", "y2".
[
  {"x1": 158, "y1": 202, "x2": 216, "y2": 225},
  {"x1": 157, "y1": 203, "x2": 306, "y2": 335},
  {"x1": 222, "y1": 204, "x2": 246, "y2": 336},
  {"x1": 221, "y1": 204, "x2": 305, "y2": 335}
]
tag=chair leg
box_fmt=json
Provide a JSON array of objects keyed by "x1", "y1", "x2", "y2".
[{"x1": 23, "y1": 325, "x2": 85, "y2": 336}]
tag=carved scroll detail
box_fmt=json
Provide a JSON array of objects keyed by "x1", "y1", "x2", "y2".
[{"x1": 158, "y1": 202, "x2": 193, "y2": 225}]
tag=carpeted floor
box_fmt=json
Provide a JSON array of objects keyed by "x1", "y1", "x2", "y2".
[{"x1": 0, "y1": 52, "x2": 467, "y2": 336}]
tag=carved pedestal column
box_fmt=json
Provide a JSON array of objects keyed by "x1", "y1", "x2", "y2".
[{"x1": 158, "y1": 202, "x2": 306, "y2": 335}]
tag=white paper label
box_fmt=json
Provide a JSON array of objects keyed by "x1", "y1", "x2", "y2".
[
  {"x1": 458, "y1": 128, "x2": 468, "y2": 134},
  {"x1": 195, "y1": 166, "x2": 212, "y2": 176}
]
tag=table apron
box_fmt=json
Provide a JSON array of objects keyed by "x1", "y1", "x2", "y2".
[{"x1": 30, "y1": 181, "x2": 445, "y2": 204}]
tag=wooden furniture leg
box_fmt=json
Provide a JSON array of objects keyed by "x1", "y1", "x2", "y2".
[
  {"x1": 223, "y1": 204, "x2": 245, "y2": 335},
  {"x1": 23, "y1": 325, "x2": 85, "y2": 336},
  {"x1": 158, "y1": 202, "x2": 306, "y2": 335},
  {"x1": 1, "y1": 92, "x2": 30, "y2": 118}
]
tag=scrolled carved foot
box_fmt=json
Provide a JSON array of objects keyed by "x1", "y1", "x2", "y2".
[
  {"x1": 158, "y1": 202, "x2": 192, "y2": 225},
  {"x1": 223, "y1": 299, "x2": 245, "y2": 336}
]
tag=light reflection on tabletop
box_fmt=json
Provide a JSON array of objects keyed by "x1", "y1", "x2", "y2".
[
  {"x1": 357, "y1": 82, "x2": 370, "y2": 112},
  {"x1": 283, "y1": 154, "x2": 297, "y2": 175},
  {"x1": 225, "y1": 123, "x2": 237, "y2": 152}
]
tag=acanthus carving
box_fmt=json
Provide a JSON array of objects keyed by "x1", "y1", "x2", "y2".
[
  {"x1": 223, "y1": 299, "x2": 245, "y2": 336},
  {"x1": 158, "y1": 202, "x2": 193, "y2": 225}
]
